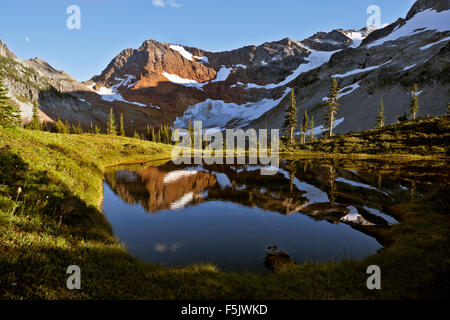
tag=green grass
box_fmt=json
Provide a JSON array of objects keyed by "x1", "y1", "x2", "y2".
[
  {"x1": 0, "y1": 127, "x2": 449, "y2": 299},
  {"x1": 289, "y1": 116, "x2": 450, "y2": 157}
]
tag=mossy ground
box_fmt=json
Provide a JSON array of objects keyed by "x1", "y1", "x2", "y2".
[{"x1": 0, "y1": 126, "x2": 449, "y2": 299}]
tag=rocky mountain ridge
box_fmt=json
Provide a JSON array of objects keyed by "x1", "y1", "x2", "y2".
[{"x1": 0, "y1": 0, "x2": 449, "y2": 135}]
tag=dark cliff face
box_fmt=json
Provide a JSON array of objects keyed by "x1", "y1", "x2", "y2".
[{"x1": 406, "y1": 0, "x2": 450, "y2": 20}]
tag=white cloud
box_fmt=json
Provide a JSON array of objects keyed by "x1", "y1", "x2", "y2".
[
  {"x1": 152, "y1": 0, "x2": 165, "y2": 7},
  {"x1": 24, "y1": 37, "x2": 30, "y2": 43},
  {"x1": 152, "y1": 0, "x2": 183, "y2": 8}
]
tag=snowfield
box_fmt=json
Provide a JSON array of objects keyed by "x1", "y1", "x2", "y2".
[
  {"x1": 420, "y1": 35, "x2": 450, "y2": 50},
  {"x1": 296, "y1": 117, "x2": 345, "y2": 136},
  {"x1": 367, "y1": 9, "x2": 450, "y2": 48},
  {"x1": 332, "y1": 60, "x2": 391, "y2": 78},
  {"x1": 86, "y1": 75, "x2": 147, "y2": 107},
  {"x1": 245, "y1": 47, "x2": 341, "y2": 90},
  {"x1": 322, "y1": 82, "x2": 360, "y2": 101},
  {"x1": 174, "y1": 88, "x2": 291, "y2": 129},
  {"x1": 163, "y1": 65, "x2": 232, "y2": 90},
  {"x1": 169, "y1": 44, "x2": 208, "y2": 63}
]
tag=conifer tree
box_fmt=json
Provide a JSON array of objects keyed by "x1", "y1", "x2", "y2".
[
  {"x1": 0, "y1": 79, "x2": 20, "y2": 127},
  {"x1": 324, "y1": 78, "x2": 339, "y2": 138},
  {"x1": 133, "y1": 131, "x2": 140, "y2": 139},
  {"x1": 90, "y1": 121, "x2": 94, "y2": 134},
  {"x1": 151, "y1": 126, "x2": 155, "y2": 142},
  {"x1": 409, "y1": 84, "x2": 419, "y2": 120},
  {"x1": 77, "y1": 122, "x2": 83, "y2": 134},
  {"x1": 376, "y1": 98, "x2": 385, "y2": 128},
  {"x1": 309, "y1": 116, "x2": 315, "y2": 141},
  {"x1": 95, "y1": 125, "x2": 101, "y2": 134},
  {"x1": 283, "y1": 89, "x2": 297, "y2": 144},
  {"x1": 301, "y1": 109, "x2": 308, "y2": 143},
  {"x1": 119, "y1": 113, "x2": 125, "y2": 136},
  {"x1": 54, "y1": 118, "x2": 67, "y2": 133},
  {"x1": 447, "y1": 102, "x2": 450, "y2": 116},
  {"x1": 106, "y1": 108, "x2": 117, "y2": 135},
  {"x1": 28, "y1": 101, "x2": 41, "y2": 130},
  {"x1": 65, "y1": 120, "x2": 70, "y2": 133}
]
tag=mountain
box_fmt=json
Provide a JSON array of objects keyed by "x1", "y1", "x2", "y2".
[
  {"x1": 0, "y1": 40, "x2": 160, "y2": 132},
  {"x1": 1, "y1": 0, "x2": 449, "y2": 134}
]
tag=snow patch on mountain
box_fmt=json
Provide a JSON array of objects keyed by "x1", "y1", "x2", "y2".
[
  {"x1": 87, "y1": 77, "x2": 147, "y2": 107},
  {"x1": 333, "y1": 60, "x2": 391, "y2": 78},
  {"x1": 296, "y1": 117, "x2": 344, "y2": 136},
  {"x1": 367, "y1": 9, "x2": 450, "y2": 48},
  {"x1": 163, "y1": 65, "x2": 232, "y2": 90},
  {"x1": 403, "y1": 64, "x2": 416, "y2": 71},
  {"x1": 174, "y1": 88, "x2": 291, "y2": 129},
  {"x1": 169, "y1": 45, "x2": 195, "y2": 61},
  {"x1": 322, "y1": 82, "x2": 360, "y2": 101},
  {"x1": 420, "y1": 35, "x2": 450, "y2": 50},
  {"x1": 163, "y1": 72, "x2": 199, "y2": 85},
  {"x1": 245, "y1": 47, "x2": 340, "y2": 90},
  {"x1": 170, "y1": 44, "x2": 208, "y2": 63}
]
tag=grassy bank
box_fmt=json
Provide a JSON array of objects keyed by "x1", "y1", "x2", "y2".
[
  {"x1": 289, "y1": 116, "x2": 450, "y2": 157},
  {"x1": 0, "y1": 127, "x2": 449, "y2": 299}
]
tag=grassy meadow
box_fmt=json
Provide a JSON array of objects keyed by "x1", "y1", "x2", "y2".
[{"x1": 0, "y1": 118, "x2": 449, "y2": 299}]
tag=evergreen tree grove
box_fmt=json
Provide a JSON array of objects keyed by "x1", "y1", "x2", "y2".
[
  {"x1": 324, "y1": 78, "x2": 339, "y2": 138},
  {"x1": 376, "y1": 98, "x2": 385, "y2": 128},
  {"x1": 0, "y1": 80, "x2": 20, "y2": 128},
  {"x1": 283, "y1": 89, "x2": 297, "y2": 144},
  {"x1": 409, "y1": 84, "x2": 419, "y2": 120},
  {"x1": 54, "y1": 118, "x2": 67, "y2": 133},
  {"x1": 106, "y1": 108, "x2": 117, "y2": 135}
]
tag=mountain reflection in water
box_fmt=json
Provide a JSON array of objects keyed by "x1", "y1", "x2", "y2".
[{"x1": 102, "y1": 159, "x2": 436, "y2": 272}]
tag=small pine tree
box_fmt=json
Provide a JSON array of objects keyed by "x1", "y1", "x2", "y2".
[
  {"x1": 95, "y1": 125, "x2": 101, "y2": 134},
  {"x1": 409, "y1": 84, "x2": 419, "y2": 120},
  {"x1": 376, "y1": 98, "x2": 385, "y2": 128},
  {"x1": 119, "y1": 113, "x2": 125, "y2": 136},
  {"x1": 28, "y1": 101, "x2": 41, "y2": 130},
  {"x1": 77, "y1": 122, "x2": 83, "y2": 134},
  {"x1": 447, "y1": 102, "x2": 450, "y2": 116},
  {"x1": 309, "y1": 116, "x2": 315, "y2": 141},
  {"x1": 133, "y1": 131, "x2": 140, "y2": 139},
  {"x1": 283, "y1": 89, "x2": 297, "y2": 144},
  {"x1": 54, "y1": 118, "x2": 67, "y2": 133},
  {"x1": 90, "y1": 121, "x2": 94, "y2": 134},
  {"x1": 324, "y1": 78, "x2": 339, "y2": 138},
  {"x1": 301, "y1": 109, "x2": 308, "y2": 143},
  {"x1": 0, "y1": 80, "x2": 20, "y2": 128},
  {"x1": 106, "y1": 108, "x2": 117, "y2": 135}
]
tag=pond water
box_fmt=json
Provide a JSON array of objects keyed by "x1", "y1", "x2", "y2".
[{"x1": 102, "y1": 158, "x2": 439, "y2": 273}]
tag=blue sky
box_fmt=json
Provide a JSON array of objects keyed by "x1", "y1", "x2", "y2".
[{"x1": 0, "y1": 0, "x2": 415, "y2": 81}]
